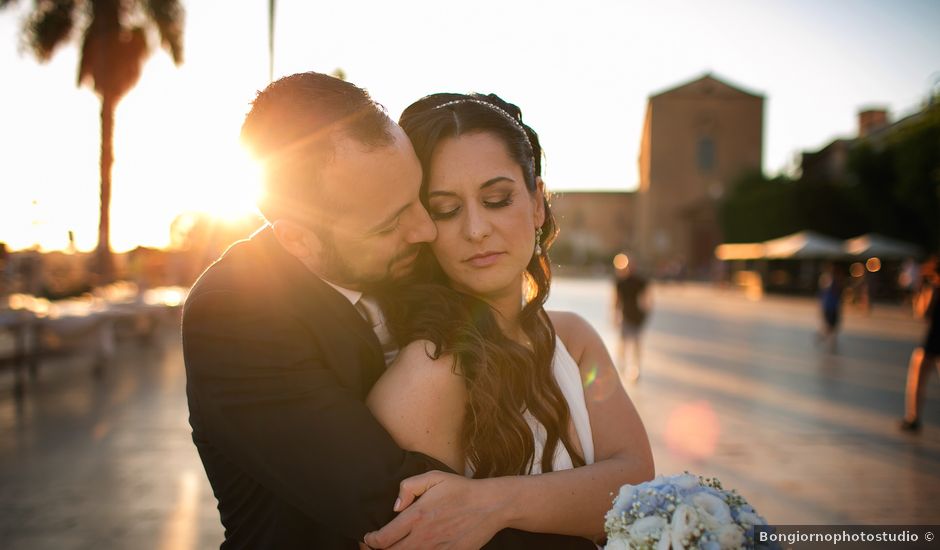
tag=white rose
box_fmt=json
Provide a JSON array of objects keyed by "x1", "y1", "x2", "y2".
[
  {"x1": 604, "y1": 535, "x2": 631, "y2": 550},
  {"x1": 691, "y1": 492, "x2": 732, "y2": 529},
  {"x1": 629, "y1": 515, "x2": 667, "y2": 542},
  {"x1": 670, "y1": 504, "x2": 699, "y2": 549},
  {"x1": 656, "y1": 530, "x2": 672, "y2": 550},
  {"x1": 716, "y1": 524, "x2": 745, "y2": 550}
]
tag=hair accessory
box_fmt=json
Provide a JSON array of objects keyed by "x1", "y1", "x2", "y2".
[
  {"x1": 535, "y1": 227, "x2": 543, "y2": 256},
  {"x1": 434, "y1": 98, "x2": 531, "y2": 144}
]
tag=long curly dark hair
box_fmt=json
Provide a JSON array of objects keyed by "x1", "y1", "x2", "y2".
[{"x1": 380, "y1": 93, "x2": 585, "y2": 477}]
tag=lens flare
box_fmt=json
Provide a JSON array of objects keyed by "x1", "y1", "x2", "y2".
[
  {"x1": 583, "y1": 365, "x2": 598, "y2": 388},
  {"x1": 664, "y1": 400, "x2": 720, "y2": 460}
]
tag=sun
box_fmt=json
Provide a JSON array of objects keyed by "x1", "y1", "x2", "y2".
[
  {"x1": 107, "y1": 134, "x2": 264, "y2": 252},
  {"x1": 192, "y1": 146, "x2": 264, "y2": 222}
]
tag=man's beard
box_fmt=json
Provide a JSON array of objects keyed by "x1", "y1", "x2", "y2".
[{"x1": 315, "y1": 226, "x2": 419, "y2": 290}]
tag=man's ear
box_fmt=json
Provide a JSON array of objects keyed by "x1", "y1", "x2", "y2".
[
  {"x1": 534, "y1": 176, "x2": 546, "y2": 228},
  {"x1": 271, "y1": 220, "x2": 320, "y2": 262}
]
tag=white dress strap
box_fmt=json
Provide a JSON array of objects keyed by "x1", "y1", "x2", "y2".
[
  {"x1": 552, "y1": 336, "x2": 595, "y2": 466},
  {"x1": 521, "y1": 336, "x2": 595, "y2": 473}
]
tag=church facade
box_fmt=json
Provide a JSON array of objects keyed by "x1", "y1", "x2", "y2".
[
  {"x1": 550, "y1": 73, "x2": 764, "y2": 276},
  {"x1": 636, "y1": 73, "x2": 764, "y2": 275}
]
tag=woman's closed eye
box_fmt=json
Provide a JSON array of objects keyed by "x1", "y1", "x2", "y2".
[
  {"x1": 429, "y1": 192, "x2": 514, "y2": 221},
  {"x1": 483, "y1": 192, "x2": 514, "y2": 209},
  {"x1": 430, "y1": 202, "x2": 460, "y2": 220}
]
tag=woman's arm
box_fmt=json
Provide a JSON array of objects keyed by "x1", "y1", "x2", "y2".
[
  {"x1": 368, "y1": 315, "x2": 652, "y2": 543},
  {"x1": 495, "y1": 311, "x2": 654, "y2": 541},
  {"x1": 365, "y1": 342, "x2": 594, "y2": 550},
  {"x1": 366, "y1": 340, "x2": 467, "y2": 473}
]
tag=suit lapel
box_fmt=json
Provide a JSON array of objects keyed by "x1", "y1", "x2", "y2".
[{"x1": 252, "y1": 229, "x2": 385, "y2": 394}]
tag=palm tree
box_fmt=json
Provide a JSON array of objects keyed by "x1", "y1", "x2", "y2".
[{"x1": 2, "y1": 0, "x2": 184, "y2": 282}]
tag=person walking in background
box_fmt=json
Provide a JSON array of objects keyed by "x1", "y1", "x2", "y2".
[
  {"x1": 817, "y1": 263, "x2": 845, "y2": 353},
  {"x1": 613, "y1": 254, "x2": 650, "y2": 382},
  {"x1": 901, "y1": 255, "x2": 940, "y2": 433}
]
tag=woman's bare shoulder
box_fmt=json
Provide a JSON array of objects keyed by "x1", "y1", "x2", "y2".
[
  {"x1": 387, "y1": 339, "x2": 463, "y2": 378},
  {"x1": 368, "y1": 339, "x2": 466, "y2": 412},
  {"x1": 367, "y1": 339, "x2": 467, "y2": 470},
  {"x1": 547, "y1": 310, "x2": 602, "y2": 362}
]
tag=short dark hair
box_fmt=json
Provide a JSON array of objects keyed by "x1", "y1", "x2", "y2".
[{"x1": 240, "y1": 72, "x2": 395, "y2": 223}]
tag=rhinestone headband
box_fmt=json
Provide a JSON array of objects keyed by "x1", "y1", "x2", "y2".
[{"x1": 433, "y1": 98, "x2": 531, "y2": 145}]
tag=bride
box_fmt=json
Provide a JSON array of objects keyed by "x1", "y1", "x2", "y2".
[{"x1": 364, "y1": 93, "x2": 654, "y2": 547}]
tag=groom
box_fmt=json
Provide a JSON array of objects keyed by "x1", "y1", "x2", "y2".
[{"x1": 182, "y1": 72, "x2": 594, "y2": 549}]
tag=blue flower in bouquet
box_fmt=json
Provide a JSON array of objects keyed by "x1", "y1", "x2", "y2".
[{"x1": 604, "y1": 473, "x2": 775, "y2": 549}]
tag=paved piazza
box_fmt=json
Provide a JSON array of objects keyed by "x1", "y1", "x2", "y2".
[{"x1": 1, "y1": 278, "x2": 938, "y2": 548}]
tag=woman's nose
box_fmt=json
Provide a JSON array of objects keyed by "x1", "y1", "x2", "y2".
[{"x1": 463, "y1": 205, "x2": 492, "y2": 242}]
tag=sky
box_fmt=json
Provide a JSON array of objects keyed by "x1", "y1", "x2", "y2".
[{"x1": 1, "y1": 0, "x2": 938, "y2": 252}]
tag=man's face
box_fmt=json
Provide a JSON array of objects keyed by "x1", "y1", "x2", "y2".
[{"x1": 303, "y1": 124, "x2": 436, "y2": 289}]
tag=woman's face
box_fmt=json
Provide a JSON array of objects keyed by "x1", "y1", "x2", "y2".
[{"x1": 426, "y1": 131, "x2": 544, "y2": 301}]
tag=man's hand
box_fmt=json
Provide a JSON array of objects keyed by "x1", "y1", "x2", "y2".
[{"x1": 362, "y1": 471, "x2": 511, "y2": 549}]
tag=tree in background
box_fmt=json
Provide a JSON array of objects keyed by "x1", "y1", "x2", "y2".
[
  {"x1": 718, "y1": 171, "x2": 796, "y2": 243},
  {"x1": 847, "y1": 103, "x2": 940, "y2": 252},
  {"x1": 2, "y1": 0, "x2": 185, "y2": 282},
  {"x1": 720, "y1": 101, "x2": 939, "y2": 251}
]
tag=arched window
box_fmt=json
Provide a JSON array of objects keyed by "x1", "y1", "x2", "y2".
[{"x1": 697, "y1": 137, "x2": 715, "y2": 172}]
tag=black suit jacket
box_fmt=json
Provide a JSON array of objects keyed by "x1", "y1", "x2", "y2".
[{"x1": 182, "y1": 227, "x2": 594, "y2": 549}]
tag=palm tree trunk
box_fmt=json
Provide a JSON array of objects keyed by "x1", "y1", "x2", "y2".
[
  {"x1": 268, "y1": 0, "x2": 276, "y2": 82},
  {"x1": 96, "y1": 93, "x2": 116, "y2": 283}
]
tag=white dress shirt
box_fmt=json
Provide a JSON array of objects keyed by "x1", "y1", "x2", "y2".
[{"x1": 323, "y1": 280, "x2": 398, "y2": 364}]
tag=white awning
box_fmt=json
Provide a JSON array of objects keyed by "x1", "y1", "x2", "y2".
[
  {"x1": 844, "y1": 233, "x2": 922, "y2": 259},
  {"x1": 763, "y1": 231, "x2": 849, "y2": 260}
]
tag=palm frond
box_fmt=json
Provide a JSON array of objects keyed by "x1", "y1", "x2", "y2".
[
  {"x1": 143, "y1": 0, "x2": 183, "y2": 64},
  {"x1": 79, "y1": 25, "x2": 148, "y2": 100},
  {"x1": 24, "y1": 0, "x2": 78, "y2": 61}
]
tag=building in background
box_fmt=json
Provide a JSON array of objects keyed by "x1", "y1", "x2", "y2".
[
  {"x1": 635, "y1": 73, "x2": 764, "y2": 277},
  {"x1": 800, "y1": 106, "x2": 929, "y2": 183},
  {"x1": 550, "y1": 191, "x2": 636, "y2": 268}
]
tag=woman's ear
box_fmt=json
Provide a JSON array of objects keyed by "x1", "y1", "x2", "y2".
[{"x1": 534, "y1": 176, "x2": 546, "y2": 228}]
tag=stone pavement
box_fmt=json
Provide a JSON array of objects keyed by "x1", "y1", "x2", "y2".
[
  {"x1": 0, "y1": 279, "x2": 938, "y2": 549},
  {"x1": 546, "y1": 278, "x2": 940, "y2": 525}
]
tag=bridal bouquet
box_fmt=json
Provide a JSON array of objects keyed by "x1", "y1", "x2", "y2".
[{"x1": 604, "y1": 473, "x2": 773, "y2": 550}]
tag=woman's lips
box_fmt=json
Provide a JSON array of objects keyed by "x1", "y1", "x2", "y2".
[{"x1": 464, "y1": 252, "x2": 505, "y2": 268}]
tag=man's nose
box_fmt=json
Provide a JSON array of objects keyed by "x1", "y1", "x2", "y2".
[{"x1": 405, "y1": 205, "x2": 437, "y2": 244}]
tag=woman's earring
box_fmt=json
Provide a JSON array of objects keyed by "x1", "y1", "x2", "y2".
[{"x1": 535, "y1": 227, "x2": 543, "y2": 256}]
